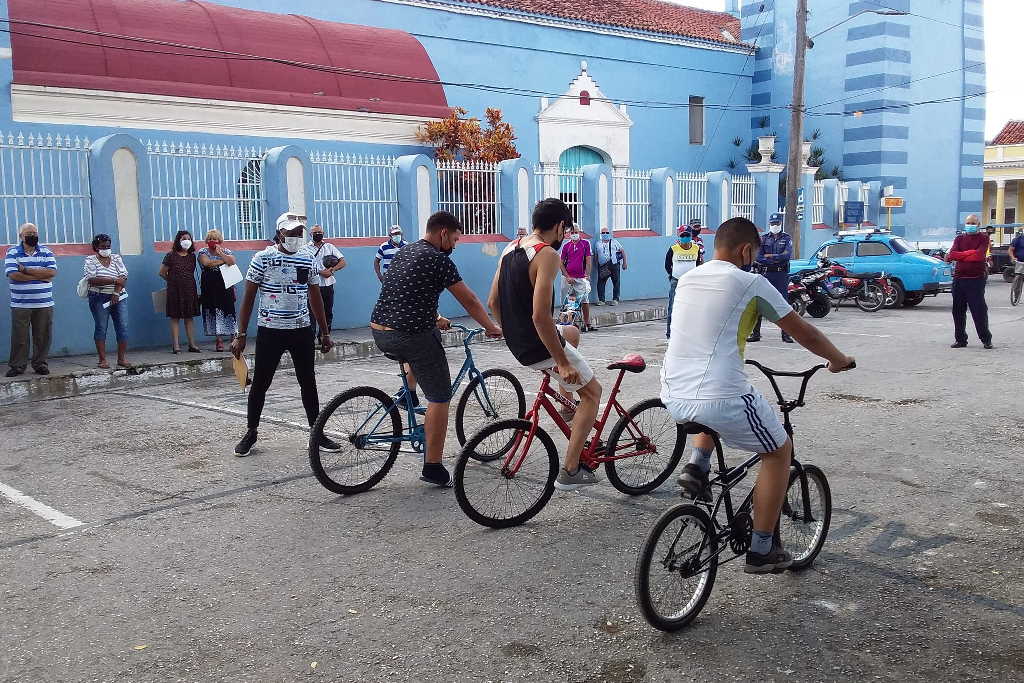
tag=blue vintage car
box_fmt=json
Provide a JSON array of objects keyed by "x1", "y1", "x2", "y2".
[{"x1": 790, "y1": 229, "x2": 953, "y2": 307}]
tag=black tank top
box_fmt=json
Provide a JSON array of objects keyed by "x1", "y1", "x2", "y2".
[{"x1": 497, "y1": 239, "x2": 564, "y2": 366}]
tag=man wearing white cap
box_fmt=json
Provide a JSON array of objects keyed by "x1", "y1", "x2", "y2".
[
  {"x1": 230, "y1": 213, "x2": 336, "y2": 456},
  {"x1": 374, "y1": 225, "x2": 408, "y2": 283}
]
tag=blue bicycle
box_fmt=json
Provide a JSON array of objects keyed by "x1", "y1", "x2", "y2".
[{"x1": 309, "y1": 324, "x2": 526, "y2": 494}]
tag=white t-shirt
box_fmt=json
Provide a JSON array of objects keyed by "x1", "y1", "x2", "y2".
[
  {"x1": 304, "y1": 241, "x2": 344, "y2": 287},
  {"x1": 661, "y1": 260, "x2": 793, "y2": 400},
  {"x1": 245, "y1": 246, "x2": 320, "y2": 330}
]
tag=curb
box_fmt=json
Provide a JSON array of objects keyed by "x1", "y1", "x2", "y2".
[{"x1": 0, "y1": 304, "x2": 666, "y2": 403}]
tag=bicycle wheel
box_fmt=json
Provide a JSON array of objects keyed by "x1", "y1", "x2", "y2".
[
  {"x1": 854, "y1": 284, "x2": 884, "y2": 312},
  {"x1": 309, "y1": 386, "x2": 401, "y2": 495},
  {"x1": 779, "y1": 464, "x2": 832, "y2": 570},
  {"x1": 454, "y1": 419, "x2": 558, "y2": 528},
  {"x1": 1011, "y1": 275, "x2": 1023, "y2": 307},
  {"x1": 604, "y1": 398, "x2": 685, "y2": 495},
  {"x1": 635, "y1": 503, "x2": 718, "y2": 632},
  {"x1": 455, "y1": 368, "x2": 527, "y2": 459}
]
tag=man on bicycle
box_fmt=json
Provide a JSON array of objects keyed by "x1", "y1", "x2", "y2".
[
  {"x1": 487, "y1": 198, "x2": 603, "y2": 490},
  {"x1": 370, "y1": 211, "x2": 502, "y2": 487},
  {"x1": 662, "y1": 217, "x2": 854, "y2": 573}
]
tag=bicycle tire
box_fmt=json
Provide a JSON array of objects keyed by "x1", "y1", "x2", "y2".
[
  {"x1": 854, "y1": 284, "x2": 884, "y2": 312},
  {"x1": 604, "y1": 398, "x2": 685, "y2": 495},
  {"x1": 780, "y1": 464, "x2": 832, "y2": 570},
  {"x1": 309, "y1": 386, "x2": 401, "y2": 495},
  {"x1": 454, "y1": 368, "x2": 527, "y2": 459},
  {"x1": 454, "y1": 419, "x2": 558, "y2": 528},
  {"x1": 635, "y1": 503, "x2": 717, "y2": 632},
  {"x1": 1011, "y1": 275, "x2": 1023, "y2": 307}
]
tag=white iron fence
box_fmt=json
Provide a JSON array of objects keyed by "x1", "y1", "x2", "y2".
[
  {"x1": 612, "y1": 168, "x2": 650, "y2": 231},
  {"x1": 534, "y1": 165, "x2": 583, "y2": 226},
  {"x1": 311, "y1": 152, "x2": 398, "y2": 238},
  {"x1": 675, "y1": 172, "x2": 708, "y2": 228},
  {"x1": 0, "y1": 132, "x2": 93, "y2": 245},
  {"x1": 812, "y1": 180, "x2": 824, "y2": 224},
  {"x1": 147, "y1": 141, "x2": 266, "y2": 242},
  {"x1": 731, "y1": 175, "x2": 755, "y2": 221},
  {"x1": 436, "y1": 160, "x2": 501, "y2": 235}
]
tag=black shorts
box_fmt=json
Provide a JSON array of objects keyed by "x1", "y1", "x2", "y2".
[{"x1": 371, "y1": 328, "x2": 451, "y2": 403}]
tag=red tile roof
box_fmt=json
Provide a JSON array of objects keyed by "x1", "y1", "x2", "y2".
[
  {"x1": 992, "y1": 121, "x2": 1024, "y2": 146},
  {"x1": 460, "y1": 0, "x2": 743, "y2": 45}
]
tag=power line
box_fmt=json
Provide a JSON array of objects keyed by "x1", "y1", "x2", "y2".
[
  {"x1": 806, "y1": 90, "x2": 989, "y2": 117},
  {"x1": 857, "y1": 0, "x2": 983, "y2": 33},
  {"x1": 806, "y1": 62, "x2": 985, "y2": 113}
]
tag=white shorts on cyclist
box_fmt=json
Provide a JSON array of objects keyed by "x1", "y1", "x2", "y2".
[
  {"x1": 662, "y1": 389, "x2": 788, "y2": 455},
  {"x1": 528, "y1": 342, "x2": 594, "y2": 392}
]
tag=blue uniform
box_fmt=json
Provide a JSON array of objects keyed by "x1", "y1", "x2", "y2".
[{"x1": 756, "y1": 231, "x2": 793, "y2": 296}]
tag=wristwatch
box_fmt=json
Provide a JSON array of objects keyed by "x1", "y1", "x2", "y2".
[{"x1": 233, "y1": 332, "x2": 247, "y2": 340}]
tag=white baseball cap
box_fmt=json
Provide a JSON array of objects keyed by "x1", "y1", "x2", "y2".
[
  {"x1": 388, "y1": 225, "x2": 403, "y2": 235},
  {"x1": 276, "y1": 212, "x2": 307, "y2": 232}
]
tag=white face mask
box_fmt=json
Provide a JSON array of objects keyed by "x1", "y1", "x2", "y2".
[
  {"x1": 179, "y1": 239, "x2": 192, "y2": 250},
  {"x1": 769, "y1": 225, "x2": 782, "y2": 234},
  {"x1": 98, "y1": 248, "x2": 112, "y2": 258},
  {"x1": 282, "y1": 236, "x2": 304, "y2": 253},
  {"x1": 571, "y1": 234, "x2": 580, "y2": 242},
  {"x1": 390, "y1": 235, "x2": 402, "y2": 244}
]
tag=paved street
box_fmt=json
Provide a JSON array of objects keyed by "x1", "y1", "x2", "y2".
[{"x1": 2, "y1": 285, "x2": 1023, "y2": 682}]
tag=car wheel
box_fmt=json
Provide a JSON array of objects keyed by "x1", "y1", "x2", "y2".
[{"x1": 902, "y1": 291, "x2": 925, "y2": 307}]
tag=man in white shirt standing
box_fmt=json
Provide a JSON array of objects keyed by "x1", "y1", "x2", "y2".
[
  {"x1": 306, "y1": 224, "x2": 346, "y2": 337},
  {"x1": 594, "y1": 228, "x2": 627, "y2": 305}
]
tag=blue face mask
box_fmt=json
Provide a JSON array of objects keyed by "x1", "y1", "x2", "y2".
[
  {"x1": 678, "y1": 237, "x2": 692, "y2": 246},
  {"x1": 964, "y1": 223, "x2": 979, "y2": 234}
]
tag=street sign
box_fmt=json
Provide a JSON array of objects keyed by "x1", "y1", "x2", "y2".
[
  {"x1": 843, "y1": 200, "x2": 865, "y2": 225},
  {"x1": 881, "y1": 196, "x2": 904, "y2": 208},
  {"x1": 884, "y1": 185, "x2": 895, "y2": 197},
  {"x1": 796, "y1": 187, "x2": 805, "y2": 221}
]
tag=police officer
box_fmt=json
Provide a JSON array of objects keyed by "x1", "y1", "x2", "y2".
[{"x1": 748, "y1": 212, "x2": 794, "y2": 343}]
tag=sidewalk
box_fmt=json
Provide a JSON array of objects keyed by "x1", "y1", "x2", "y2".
[{"x1": 0, "y1": 298, "x2": 667, "y2": 403}]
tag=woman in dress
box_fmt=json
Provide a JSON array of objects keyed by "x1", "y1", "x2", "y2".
[
  {"x1": 159, "y1": 229, "x2": 201, "y2": 353},
  {"x1": 84, "y1": 233, "x2": 130, "y2": 368},
  {"x1": 196, "y1": 229, "x2": 238, "y2": 352}
]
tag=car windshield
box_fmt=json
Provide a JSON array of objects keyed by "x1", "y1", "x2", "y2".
[{"x1": 889, "y1": 237, "x2": 913, "y2": 254}]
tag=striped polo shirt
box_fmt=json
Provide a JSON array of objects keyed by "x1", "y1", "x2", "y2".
[
  {"x1": 245, "y1": 245, "x2": 320, "y2": 330},
  {"x1": 375, "y1": 239, "x2": 408, "y2": 274},
  {"x1": 5, "y1": 243, "x2": 57, "y2": 309}
]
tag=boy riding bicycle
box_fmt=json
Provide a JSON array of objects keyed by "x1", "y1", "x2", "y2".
[
  {"x1": 488, "y1": 198, "x2": 603, "y2": 490},
  {"x1": 662, "y1": 217, "x2": 854, "y2": 573}
]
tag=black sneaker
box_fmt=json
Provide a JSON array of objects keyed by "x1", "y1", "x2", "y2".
[
  {"x1": 950, "y1": 341, "x2": 967, "y2": 348},
  {"x1": 746, "y1": 334, "x2": 761, "y2": 343},
  {"x1": 781, "y1": 333, "x2": 794, "y2": 344},
  {"x1": 5, "y1": 367, "x2": 23, "y2": 377},
  {"x1": 420, "y1": 463, "x2": 454, "y2": 488},
  {"x1": 234, "y1": 429, "x2": 257, "y2": 457},
  {"x1": 744, "y1": 541, "x2": 793, "y2": 574},
  {"x1": 393, "y1": 389, "x2": 420, "y2": 412},
  {"x1": 34, "y1": 366, "x2": 50, "y2": 375},
  {"x1": 317, "y1": 435, "x2": 342, "y2": 452},
  {"x1": 983, "y1": 342, "x2": 994, "y2": 349},
  {"x1": 677, "y1": 463, "x2": 712, "y2": 502}
]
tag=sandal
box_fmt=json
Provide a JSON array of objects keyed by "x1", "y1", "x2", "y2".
[
  {"x1": 117, "y1": 361, "x2": 133, "y2": 369},
  {"x1": 187, "y1": 346, "x2": 201, "y2": 353},
  {"x1": 97, "y1": 360, "x2": 110, "y2": 369},
  {"x1": 171, "y1": 347, "x2": 181, "y2": 354}
]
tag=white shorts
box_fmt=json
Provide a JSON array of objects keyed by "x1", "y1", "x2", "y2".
[
  {"x1": 527, "y1": 342, "x2": 595, "y2": 392},
  {"x1": 563, "y1": 278, "x2": 591, "y2": 299},
  {"x1": 662, "y1": 390, "x2": 788, "y2": 454}
]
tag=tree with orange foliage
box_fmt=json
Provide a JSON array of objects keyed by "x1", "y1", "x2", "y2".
[{"x1": 416, "y1": 107, "x2": 519, "y2": 162}]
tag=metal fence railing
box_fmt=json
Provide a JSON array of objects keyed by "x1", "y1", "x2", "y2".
[
  {"x1": 731, "y1": 175, "x2": 755, "y2": 221},
  {"x1": 147, "y1": 141, "x2": 267, "y2": 242},
  {"x1": 311, "y1": 152, "x2": 398, "y2": 238},
  {"x1": 534, "y1": 165, "x2": 584, "y2": 227},
  {"x1": 436, "y1": 160, "x2": 501, "y2": 235},
  {"x1": 612, "y1": 168, "x2": 651, "y2": 231},
  {"x1": 0, "y1": 132, "x2": 93, "y2": 245},
  {"x1": 813, "y1": 180, "x2": 825, "y2": 224},
  {"x1": 675, "y1": 172, "x2": 708, "y2": 228}
]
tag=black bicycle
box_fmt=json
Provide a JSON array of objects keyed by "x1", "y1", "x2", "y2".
[{"x1": 635, "y1": 359, "x2": 845, "y2": 631}]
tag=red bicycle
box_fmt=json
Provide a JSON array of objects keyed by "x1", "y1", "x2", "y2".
[{"x1": 453, "y1": 354, "x2": 685, "y2": 528}]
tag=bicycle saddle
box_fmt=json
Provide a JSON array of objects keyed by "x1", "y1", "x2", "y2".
[
  {"x1": 382, "y1": 352, "x2": 405, "y2": 362},
  {"x1": 846, "y1": 271, "x2": 882, "y2": 279},
  {"x1": 606, "y1": 353, "x2": 646, "y2": 373}
]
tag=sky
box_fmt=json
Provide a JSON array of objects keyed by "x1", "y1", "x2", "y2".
[{"x1": 670, "y1": 0, "x2": 1021, "y2": 140}]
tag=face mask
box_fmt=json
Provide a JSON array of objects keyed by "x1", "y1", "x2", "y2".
[
  {"x1": 391, "y1": 235, "x2": 402, "y2": 244},
  {"x1": 679, "y1": 237, "x2": 692, "y2": 246},
  {"x1": 312, "y1": 233, "x2": 323, "y2": 243},
  {"x1": 439, "y1": 230, "x2": 455, "y2": 255},
  {"x1": 769, "y1": 225, "x2": 782, "y2": 234},
  {"x1": 740, "y1": 245, "x2": 755, "y2": 272},
  {"x1": 280, "y1": 236, "x2": 303, "y2": 253},
  {"x1": 571, "y1": 234, "x2": 580, "y2": 242},
  {"x1": 964, "y1": 224, "x2": 979, "y2": 234},
  {"x1": 23, "y1": 235, "x2": 39, "y2": 247},
  {"x1": 179, "y1": 239, "x2": 192, "y2": 250},
  {"x1": 600, "y1": 233, "x2": 610, "y2": 241},
  {"x1": 98, "y1": 248, "x2": 112, "y2": 258}
]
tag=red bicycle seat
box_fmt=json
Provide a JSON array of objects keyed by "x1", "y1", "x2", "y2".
[{"x1": 607, "y1": 353, "x2": 646, "y2": 373}]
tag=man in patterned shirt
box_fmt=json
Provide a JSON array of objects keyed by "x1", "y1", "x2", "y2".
[
  {"x1": 370, "y1": 211, "x2": 502, "y2": 487},
  {"x1": 230, "y1": 213, "x2": 336, "y2": 457},
  {"x1": 6, "y1": 222, "x2": 57, "y2": 376}
]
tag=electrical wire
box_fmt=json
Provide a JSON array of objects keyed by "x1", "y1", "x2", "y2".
[
  {"x1": 805, "y1": 62, "x2": 985, "y2": 114},
  {"x1": 856, "y1": 0, "x2": 983, "y2": 33}
]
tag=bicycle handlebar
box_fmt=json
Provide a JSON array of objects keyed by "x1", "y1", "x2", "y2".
[
  {"x1": 745, "y1": 359, "x2": 855, "y2": 409},
  {"x1": 449, "y1": 322, "x2": 484, "y2": 345}
]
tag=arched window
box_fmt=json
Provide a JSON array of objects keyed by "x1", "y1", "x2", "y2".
[
  {"x1": 579, "y1": 90, "x2": 591, "y2": 105},
  {"x1": 237, "y1": 160, "x2": 263, "y2": 239}
]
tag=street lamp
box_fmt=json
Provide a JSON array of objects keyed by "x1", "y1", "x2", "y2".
[{"x1": 783, "y1": 7, "x2": 909, "y2": 257}]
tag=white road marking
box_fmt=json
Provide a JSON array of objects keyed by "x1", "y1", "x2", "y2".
[
  {"x1": 116, "y1": 391, "x2": 312, "y2": 431},
  {"x1": 0, "y1": 481, "x2": 83, "y2": 530}
]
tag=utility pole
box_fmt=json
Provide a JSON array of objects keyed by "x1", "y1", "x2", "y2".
[{"x1": 783, "y1": 0, "x2": 808, "y2": 258}]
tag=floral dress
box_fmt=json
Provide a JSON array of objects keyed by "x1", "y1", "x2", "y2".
[{"x1": 162, "y1": 251, "x2": 200, "y2": 318}]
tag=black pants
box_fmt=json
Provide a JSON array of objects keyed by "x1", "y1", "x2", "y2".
[
  {"x1": 751, "y1": 270, "x2": 791, "y2": 340},
  {"x1": 312, "y1": 284, "x2": 334, "y2": 337},
  {"x1": 247, "y1": 326, "x2": 319, "y2": 430},
  {"x1": 597, "y1": 263, "x2": 621, "y2": 302},
  {"x1": 952, "y1": 277, "x2": 991, "y2": 345}
]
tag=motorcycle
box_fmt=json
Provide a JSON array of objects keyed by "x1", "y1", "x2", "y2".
[
  {"x1": 789, "y1": 267, "x2": 832, "y2": 318},
  {"x1": 815, "y1": 258, "x2": 888, "y2": 313}
]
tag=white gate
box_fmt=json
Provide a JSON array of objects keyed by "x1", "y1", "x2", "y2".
[
  {"x1": 613, "y1": 168, "x2": 650, "y2": 231},
  {"x1": 675, "y1": 172, "x2": 708, "y2": 228},
  {"x1": 731, "y1": 175, "x2": 755, "y2": 221},
  {"x1": 436, "y1": 160, "x2": 501, "y2": 235},
  {"x1": 534, "y1": 165, "x2": 583, "y2": 226},
  {"x1": 311, "y1": 152, "x2": 398, "y2": 238}
]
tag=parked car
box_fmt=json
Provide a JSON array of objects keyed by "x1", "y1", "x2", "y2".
[{"x1": 790, "y1": 229, "x2": 953, "y2": 307}]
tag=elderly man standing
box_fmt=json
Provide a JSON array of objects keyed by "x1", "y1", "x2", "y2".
[
  {"x1": 5, "y1": 223, "x2": 57, "y2": 376},
  {"x1": 947, "y1": 214, "x2": 993, "y2": 349}
]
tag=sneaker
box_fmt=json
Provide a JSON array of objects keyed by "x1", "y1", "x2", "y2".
[
  {"x1": 393, "y1": 390, "x2": 420, "y2": 412},
  {"x1": 746, "y1": 334, "x2": 761, "y2": 343},
  {"x1": 34, "y1": 366, "x2": 50, "y2": 375},
  {"x1": 5, "y1": 368, "x2": 23, "y2": 377},
  {"x1": 317, "y1": 435, "x2": 342, "y2": 452},
  {"x1": 234, "y1": 429, "x2": 258, "y2": 457},
  {"x1": 677, "y1": 463, "x2": 712, "y2": 502},
  {"x1": 950, "y1": 341, "x2": 967, "y2": 348},
  {"x1": 610, "y1": 299, "x2": 619, "y2": 306},
  {"x1": 744, "y1": 541, "x2": 794, "y2": 574},
  {"x1": 554, "y1": 466, "x2": 599, "y2": 491},
  {"x1": 594, "y1": 301, "x2": 606, "y2": 306},
  {"x1": 983, "y1": 342, "x2": 994, "y2": 349},
  {"x1": 586, "y1": 324, "x2": 598, "y2": 332},
  {"x1": 420, "y1": 463, "x2": 454, "y2": 488},
  {"x1": 781, "y1": 334, "x2": 794, "y2": 344}
]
